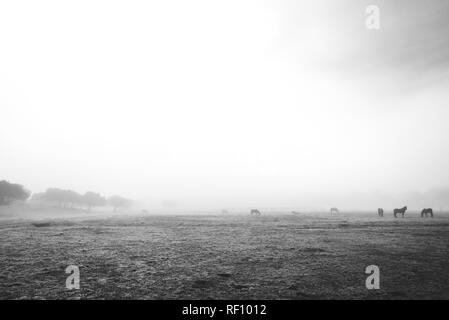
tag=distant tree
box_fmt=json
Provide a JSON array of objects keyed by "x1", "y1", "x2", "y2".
[
  {"x1": 41, "y1": 188, "x2": 83, "y2": 208},
  {"x1": 65, "y1": 189, "x2": 83, "y2": 208},
  {"x1": 0, "y1": 180, "x2": 30, "y2": 205},
  {"x1": 82, "y1": 191, "x2": 106, "y2": 211},
  {"x1": 41, "y1": 188, "x2": 65, "y2": 207},
  {"x1": 108, "y1": 195, "x2": 132, "y2": 212}
]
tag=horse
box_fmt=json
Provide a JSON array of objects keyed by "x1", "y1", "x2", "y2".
[
  {"x1": 250, "y1": 209, "x2": 261, "y2": 216},
  {"x1": 221, "y1": 209, "x2": 229, "y2": 214},
  {"x1": 421, "y1": 208, "x2": 433, "y2": 218},
  {"x1": 330, "y1": 207, "x2": 339, "y2": 215},
  {"x1": 393, "y1": 206, "x2": 407, "y2": 218},
  {"x1": 377, "y1": 208, "x2": 384, "y2": 217}
]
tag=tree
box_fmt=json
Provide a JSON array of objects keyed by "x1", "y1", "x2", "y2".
[
  {"x1": 0, "y1": 180, "x2": 30, "y2": 205},
  {"x1": 41, "y1": 188, "x2": 83, "y2": 208},
  {"x1": 65, "y1": 189, "x2": 83, "y2": 208},
  {"x1": 108, "y1": 195, "x2": 132, "y2": 212},
  {"x1": 82, "y1": 191, "x2": 106, "y2": 210}
]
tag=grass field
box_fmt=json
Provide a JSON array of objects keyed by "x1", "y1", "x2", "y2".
[{"x1": 1, "y1": 211, "x2": 448, "y2": 299}]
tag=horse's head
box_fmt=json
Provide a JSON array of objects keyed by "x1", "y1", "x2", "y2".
[{"x1": 404, "y1": 206, "x2": 407, "y2": 210}]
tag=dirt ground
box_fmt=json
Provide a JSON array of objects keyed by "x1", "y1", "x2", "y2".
[{"x1": 1, "y1": 212, "x2": 448, "y2": 299}]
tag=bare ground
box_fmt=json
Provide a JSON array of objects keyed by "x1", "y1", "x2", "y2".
[{"x1": 1, "y1": 212, "x2": 448, "y2": 299}]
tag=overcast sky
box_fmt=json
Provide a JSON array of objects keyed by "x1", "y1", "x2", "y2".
[{"x1": 1, "y1": 0, "x2": 449, "y2": 210}]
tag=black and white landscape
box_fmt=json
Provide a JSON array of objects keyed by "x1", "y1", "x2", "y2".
[{"x1": 1, "y1": 0, "x2": 449, "y2": 300}]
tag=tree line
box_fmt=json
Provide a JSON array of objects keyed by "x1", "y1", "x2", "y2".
[{"x1": 0, "y1": 180, "x2": 132, "y2": 212}]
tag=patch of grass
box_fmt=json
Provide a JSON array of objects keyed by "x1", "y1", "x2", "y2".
[{"x1": 1, "y1": 214, "x2": 449, "y2": 299}]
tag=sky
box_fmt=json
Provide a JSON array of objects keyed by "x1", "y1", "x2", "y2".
[{"x1": 1, "y1": 0, "x2": 449, "y2": 210}]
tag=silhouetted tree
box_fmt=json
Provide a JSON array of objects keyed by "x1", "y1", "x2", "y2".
[
  {"x1": 108, "y1": 195, "x2": 132, "y2": 212},
  {"x1": 0, "y1": 180, "x2": 30, "y2": 205},
  {"x1": 82, "y1": 191, "x2": 106, "y2": 210},
  {"x1": 41, "y1": 188, "x2": 83, "y2": 208}
]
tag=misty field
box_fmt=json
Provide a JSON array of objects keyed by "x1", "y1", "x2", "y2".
[{"x1": 1, "y1": 212, "x2": 449, "y2": 299}]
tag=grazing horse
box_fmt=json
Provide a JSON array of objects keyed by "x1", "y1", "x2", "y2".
[
  {"x1": 250, "y1": 209, "x2": 261, "y2": 216},
  {"x1": 393, "y1": 206, "x2": 407, "y2": 218},
  {"x1": 421, "y1": 208, "x2": 433, "y2": 218},
  {"x1": 330, "y1": 207, "x2": 339, "y2": 215},
  {"x1": 377, "y1": 208, "x2": 384, "y2": 217}
]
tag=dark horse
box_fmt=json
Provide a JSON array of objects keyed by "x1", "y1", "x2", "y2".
[
  {"x1": 377, "y1": 208, "x2": 384, "y2": 217},
  {"x1": 393, "y1": 206, "x2": 407, "y2": 218},
  {"x1": 250, "y1": 209, "x2": 261, "y2": 216},
  {"x1": 421, "y1": 208, "x2": 433, "y2": 218}
]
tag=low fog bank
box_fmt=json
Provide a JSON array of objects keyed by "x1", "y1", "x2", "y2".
[
  {"x1": 138, "y1": 187, "x2": 449, "y2": 213},
  {"x1": 2, "y1": 177, "x2": 449, "y2": 220}
]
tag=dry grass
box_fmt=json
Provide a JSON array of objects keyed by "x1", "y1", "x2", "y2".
[{"x1": 1, "y1": 212, "x2": 448, "y2": 299}]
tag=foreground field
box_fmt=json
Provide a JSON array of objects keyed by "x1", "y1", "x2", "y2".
[{"x1": 1, "y1": 212, "x2": 449, "y2": 299}]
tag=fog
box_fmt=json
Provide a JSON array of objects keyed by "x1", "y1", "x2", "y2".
[{"x1": 1, "y1": 0, "x2": 449, "y2": 211}]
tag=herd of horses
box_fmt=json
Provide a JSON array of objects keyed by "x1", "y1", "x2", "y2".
[
  {"x1": 389, "y1": 206, "x2": 433, "y2": 218},
  {"x1": 378, "y1": 206, "x2": 434, "y2": 218},
  {"x1": 245, "y1": 207, "x2": 435, "y2": 218}
]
